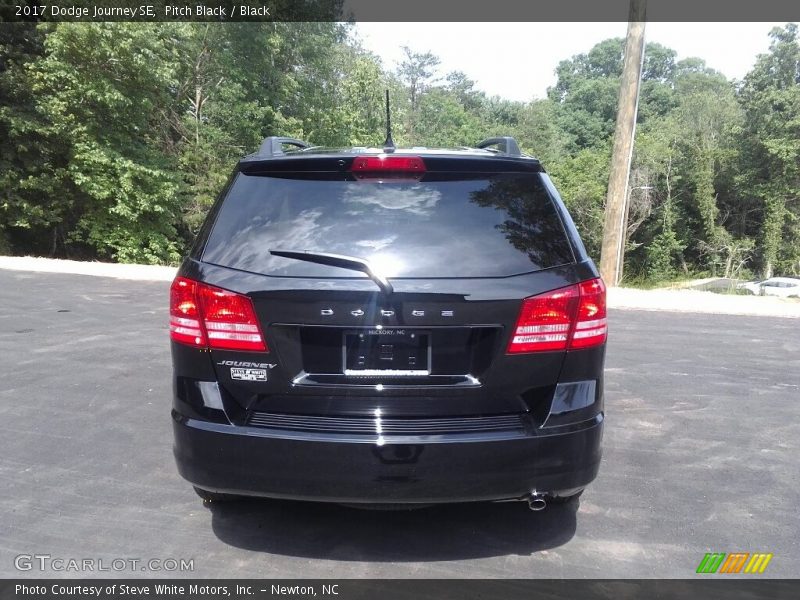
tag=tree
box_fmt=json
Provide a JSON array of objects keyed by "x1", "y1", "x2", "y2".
[
  {"x1": 674, "y1": 70, "x2": 743, "y2": 274},
  {"x1": 2, "y1": 23, "x2": 186, "y2": 263},
  {"x1": 397, "y1": 46, "x2": 440, "y2": 142},
  {"x1": 1, "y1": 23, "x2": 796, "y2": 284},
  {"x1": 334, "y1": 46, "x2": 389, "y2": 146},
  {"x1": 548, "y1": 146, "x2": 611, "y2": 260},
  {"x1": 416, "y1": 88, "x2": 482, "y2": 147},
  {"x1": 516, "y1": 99, "x2": 572, "y2": 165},
  {"x1": 446, "y1": 70, "x2": 485, "y2": 113},
  {"x1": 0, "y1": 22, "x2": 46, "y2": 254},
  {"x1": 737, "y1": 24, "x2": 800, "y2": 277},
  {"x1": 633, "y1": 121, "x2": 686, "y2": 279}
]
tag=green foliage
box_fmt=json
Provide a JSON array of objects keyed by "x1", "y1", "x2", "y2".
[
  {"x1": 0, "y1": 22, "x2": 48, "y2": 252},
  {"x1": 548, "y1": 147, "x2": 610, "y2": 260},
  {"x1": 0, "y1": 22, "x2": 798, "y2": 283},
  {"x1": 396, "y1": 46, "x2": 440, "y2": 143},
  {"x1": 737, "y1": 24, "x2": 800, "y2": 278}
]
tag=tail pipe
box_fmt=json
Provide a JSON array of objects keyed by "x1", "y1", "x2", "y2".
[{"x1": 527, "y1": 491, "x2": 547, "y2": 511}]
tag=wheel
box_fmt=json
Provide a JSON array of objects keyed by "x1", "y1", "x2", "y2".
[
  {"x1": 193, "y1": 486, "x2": 239, "y2": 503},
  {"x1": 547, "y1": 490, "x2": 584, "y2": 504}
]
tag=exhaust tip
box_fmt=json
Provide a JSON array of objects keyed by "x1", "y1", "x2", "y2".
[{"x1": 527, "y1": 493, "x2": 547, "y2": 511}]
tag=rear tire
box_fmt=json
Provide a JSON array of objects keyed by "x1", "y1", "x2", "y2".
[{"x1": 193, "y1": 486, "x2": 239, "y2": 503}]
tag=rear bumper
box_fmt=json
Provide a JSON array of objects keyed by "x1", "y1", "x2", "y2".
[{"x1": 172, "y1": 411, "x2": 603, "y2": 504}]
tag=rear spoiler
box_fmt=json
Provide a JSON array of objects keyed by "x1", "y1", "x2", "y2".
[{"x1": 238, "y1": 153, "x2": 542, "y2": 175}]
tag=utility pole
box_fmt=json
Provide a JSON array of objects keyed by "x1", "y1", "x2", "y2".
[{"x1": 599, "y1": 0, "x2": 647, "y2": 286}]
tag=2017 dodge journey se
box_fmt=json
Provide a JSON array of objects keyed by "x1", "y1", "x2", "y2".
[{"x1": 170, "y1": 135, "x2": 606, "y2": 510}]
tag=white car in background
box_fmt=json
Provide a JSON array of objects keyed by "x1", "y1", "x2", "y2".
[{"x1": 738, "y1": 277, "x2": 800, "y2": 298}]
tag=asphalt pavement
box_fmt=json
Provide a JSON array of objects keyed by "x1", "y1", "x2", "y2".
[{"x1": 0, "y1": 270, "x2": 798, "y2": 578}]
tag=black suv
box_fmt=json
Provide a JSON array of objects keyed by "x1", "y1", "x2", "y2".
[{"x1": 170, "y1": 136, "x2": 606, "y2": 510}]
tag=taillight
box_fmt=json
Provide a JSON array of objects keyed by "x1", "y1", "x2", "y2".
[
  {"x1": 570, "y1": 278, "x2": 607, "y2": 349},
  {"x1": 169, "y1": 277, "x2": 267, "y2": 352},
  {"x1": 507, "y1": 277, "x2": 607, "y2": 354},
  {"x1": 507, "y1": 285, "x2": 579, "y2": 353},
  {"x1": 198, "y1": 284, "x2": 266, "y2": 351},
  {"x1": 169, "y1": 277, "x2": 206, "y2": 348}
]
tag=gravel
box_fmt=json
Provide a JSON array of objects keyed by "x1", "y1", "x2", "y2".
[
  {"x1": 0, "y1": 255, "x2": 176, "y2": 281},
  {"x1": 608, "y1": 286, "x2": 800, "y2": 318}
]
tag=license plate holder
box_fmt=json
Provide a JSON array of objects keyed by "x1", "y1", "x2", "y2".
[{"x1": 343, "y1": 329, "x2": 430, "y2": 376}]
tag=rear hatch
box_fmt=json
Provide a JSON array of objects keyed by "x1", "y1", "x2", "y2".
[{"x1": 196, "y1": 155, "x2": 583, "y2": 418}]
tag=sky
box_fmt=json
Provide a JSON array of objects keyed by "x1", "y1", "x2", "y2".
[{"x1": 353, "y1": 22, "x2": 792, "y2": 102}]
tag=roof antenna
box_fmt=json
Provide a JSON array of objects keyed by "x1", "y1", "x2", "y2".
[{"x1": 383, "y1": 89, "x2": 395, "y2": 153}]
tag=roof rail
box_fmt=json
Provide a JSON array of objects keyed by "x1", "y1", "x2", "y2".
[
  {"x1": 257, "y1": 136, "x2": 311, "y2": 157},
  {"x1": 476, "y1": 136, "x2": 522, "y2": 156}
]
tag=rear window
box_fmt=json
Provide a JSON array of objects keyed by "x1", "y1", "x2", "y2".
[{"x1": 202, "y1": 173, "x2": 574, "y2": 278}]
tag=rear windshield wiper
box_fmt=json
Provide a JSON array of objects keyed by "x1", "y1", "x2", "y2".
[{"x1": 269, "y1": 250, "x2": 394, "y2": 295}]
